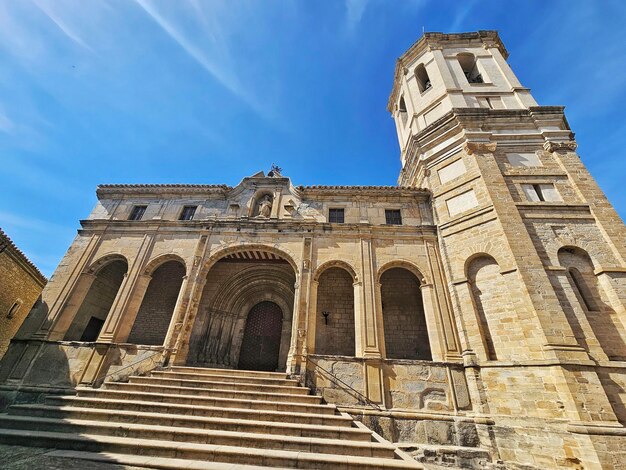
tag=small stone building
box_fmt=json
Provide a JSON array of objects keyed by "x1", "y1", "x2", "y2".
[
  {"x1": 0, "y1": 31, "x2": 625, "y2": 469},
  {"x1": 0, "y1": 229, "x2": 46, "y2": 359}
]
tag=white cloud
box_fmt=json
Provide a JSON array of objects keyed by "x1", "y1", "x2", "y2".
[
  {"x1": 0, "y1": 110, "x2": 15, "y2": 134},
  {"x1": 32, "y1": 0, "x2": 93, "y2": 51},
  {"x1": 345, "y1": 0, "x2": 368, "y2": 32},
  {"x1": 133, "y1": 0, "x2": 270, "y2": 120}
]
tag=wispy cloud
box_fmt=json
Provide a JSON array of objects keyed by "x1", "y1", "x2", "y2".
[
  {"x1": 133, "y1": 0, "x2": 269, "y2": 120},
  {"x1": 0, "y1": 110, "x2": 15, "y2": 134},
  {"x1": 32, "y1": 0, "x2": 92, "y2": 51},
  {"x1": 448, "y1": 0, "x2": 479, "y2": 32},
  {"x1": 0, "y1": 210, "x2": 72, "y2": 235},
  {"x1": 345, "y1": 0, "x2": 368, "y2": 32}
]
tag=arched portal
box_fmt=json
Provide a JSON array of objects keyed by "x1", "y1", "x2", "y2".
[
  {"x1": 238, "y1": 301, "x2": 283, "y2": 371},
  {"x1": 186, "y1": 247, "x2": 296, "y2": 371},
  {"x1": 64, "y1": 259, "x2": 127, "y2": 341}
]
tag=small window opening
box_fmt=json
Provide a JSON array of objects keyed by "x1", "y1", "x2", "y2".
[
  {"x1": 128, "y1": 205, "x2": 147, "y2": 221},
  {"x1": 179, "y1": 206, "x2": 197, "y2": 221},
  {"x1": 329, "y1": 208, "x2": 345, "y2": 223},
  {"x1": 415, "y1": 64, "x2": 432, "y2": 93},
  {"x1": 385, "y1": 209, "x2": 402, "y2": 225},
  {"x1": 7, "y1": 300, "x2": 22, "y2": 319},
  {"x1": 398, "y1": 96, "x2": 408, "y2": 126},
  {"x1": 522, "y1": 183, "x2": 561, "y2": 202},
  {"x1": 458, "y1": 53, "x2": 483, "y2": 84}
]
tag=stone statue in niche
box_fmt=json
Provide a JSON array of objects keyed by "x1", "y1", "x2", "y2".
[{"x1": 256, "y1": 194, "x2": 273, "y2": 218}]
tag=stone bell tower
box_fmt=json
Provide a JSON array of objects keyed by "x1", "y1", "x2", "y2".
[{"x1": 389, "y1": 31, "x2": 626, "y2": 468}]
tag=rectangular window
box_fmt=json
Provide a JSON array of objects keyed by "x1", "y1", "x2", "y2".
[
  {"x1": 329, "y1": 208, "x2": 345, "y2": 223},
  {"x1": 521, "y1": 184, "x2": 561, "y2": 202},
  {"x1": 385, "y1": 209, "x2": 402, "y2": 225},
  {"x1": 179, "y1": 205, "x2": 197, "y2": 221},
  {"x1": 128, "y1": 205, "x2": 147, "y2": 221}
]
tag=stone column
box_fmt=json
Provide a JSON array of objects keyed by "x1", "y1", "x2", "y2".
[
  {"x1": 425, "y1": 240, "x2": 462, "y2": 360},
  {"x1": 113, "y1": 273, "x2": 152, "y2": 343},
  {"x1": 306, "y1": 280, "x2": 319, "y2": 355},
  {"x1": 420, "y1": 282, "x2": 444, "y2": 361},
  {"x1": 97, "y1": 234, "x2": 154, "y2": 343},
  {"x1": 46, "y1": 273, "x2": 97, "y2": 341},
  {"x1": 162, "y1": 275, "x2": 190, "y2": 351},
  {"x1": 358, "y1": 237, "x2": 384, "y2": 405},
  {"x1": 32, "y1": 234, "x2": 100, "y2": 340},
  {"x1": 286, "y1": 237, "x2": 312, "y2": 374},
  {"x1": 169, "y1": 234, "x2": 211, "y2": 365},
  {"x1": 358, "y1": 237, "x2": 382, "y2": 357}
]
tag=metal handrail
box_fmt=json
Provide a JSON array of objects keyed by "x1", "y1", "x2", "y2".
[
  {"x1": 94, "y1": 349, "x2": 166, "y2": 385},
  {"x1": 306, "y1": 357, "x2": 382, "y2": 411}
]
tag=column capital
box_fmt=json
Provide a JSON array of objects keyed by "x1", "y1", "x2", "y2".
[
  {"x1": 543, "y1": 140, "x2": 578, "y2": 153},
  {"x1": 464, "y1": 141, "x2": 497, "y2": 155}
]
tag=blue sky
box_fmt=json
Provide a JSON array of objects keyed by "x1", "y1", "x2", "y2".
[{"x1": 1, "y1": 0, "x2": 625, "y2": 277}]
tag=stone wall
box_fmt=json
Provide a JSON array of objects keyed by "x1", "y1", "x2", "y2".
[
  {"x1": 380, "y1": 267, "x2": 430, "y2": 360},
  {"x1": 314, "y1": 267, "x2": 355, "y2": 356},
  {"x1": 127, "y1": 260, "x2": 185, "y2": 346},
  {"x1": 0, "y1": 234, "x2": 46, "y2": 359}
]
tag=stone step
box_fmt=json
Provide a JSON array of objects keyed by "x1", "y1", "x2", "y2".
[
  {"x1": 171, "y1": 366, "x2": 289, "y2": 380},
  {"x1": 99, "y1": 382, "x2": 322, "y2": 404},
  {"x1": 151, "y1": 370, "x2": 300, "y2": 387},
  {"x1": 68, "y1": 389, "x2": 338, "y2": 415},
  {"x1": 11, "y1": 404, "x2": 370, "y2": 440},
  {"x1": 0, "y1": 428, "x2": 423, "y2": 469},
  {"x1": 46, "y1": 450, "x2": 289, "y2": 470},
  {"x1": 127, "y1": 375, "x2": 309, "y2": 395},
  {"x1": 0, "y1": 415, "x2": 396, "y2": 458}
]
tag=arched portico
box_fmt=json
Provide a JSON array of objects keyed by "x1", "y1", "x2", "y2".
[{"x1": 184, "y1": 246, "x2": 297, "y2": 371}]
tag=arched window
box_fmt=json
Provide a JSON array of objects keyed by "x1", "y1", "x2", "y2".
[
  {"x1": 127, "y1": 260, "x2": 186, "y2": 346},
  {"x1": 380, "y1": 267, "x2": 431, "y2": 360},
  {"x1": 64, "y1": 259, "x2": 127, "y2": 341},
  {"x1": 398, "y1": 96, "x2": 408, "y2": 126},
  {"x1": 557, "y1": 246, "x2": 626, "y2": 361},
  {"x1": 415, "y1": 64, "x2": 432, "y2": 93},
  {"x1": 315, "y1": 267, "x2": 355, "y2": 356},
  {"x1": 457, "y1": 53, "x2": 483, "y2": 83}
]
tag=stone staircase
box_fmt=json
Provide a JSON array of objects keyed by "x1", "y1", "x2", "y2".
[{"x1": 0, "y1": 366, "x2": 422, "y2": 469}]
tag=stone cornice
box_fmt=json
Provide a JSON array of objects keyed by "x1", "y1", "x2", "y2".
[
  {"x1": 97, "y1": 184, "x2": 231, "y2": 199},
  {"x1": 96, "y1": 183, "x2": 430, "y2": 200},
  {"x1": 388, "y1": 30, "x2": 507, "y2": 112},
  {"x1": 298, "y1": 185, "x2": 430, "y2": 198},
  {"x1": 0, "y1": 228, "x2": 47, "y2": 285},
  {"x1": 79, "y1": 219, "x2": 438, "y2": 236}
]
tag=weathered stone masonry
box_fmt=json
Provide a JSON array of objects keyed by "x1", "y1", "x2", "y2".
[{"x1": 0, "y1": 31, "x2": 625, "y2": 469}]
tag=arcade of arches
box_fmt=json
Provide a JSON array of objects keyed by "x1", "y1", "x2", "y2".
[{"x1": 50, "y1": 249, "x2": 439, "y2": 373}]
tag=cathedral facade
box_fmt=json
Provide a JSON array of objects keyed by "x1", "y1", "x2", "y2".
[{"x1": 0, "y1": 31, "x2": 625, "y2": 469}]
